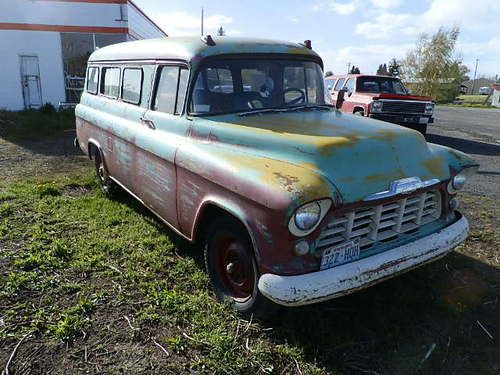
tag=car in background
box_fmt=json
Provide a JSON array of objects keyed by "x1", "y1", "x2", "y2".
[
  {"x1": 478, "y1": 86, "x2": 492, "y2": 95},
  {"x1": 325, "y1": 74, "x2": 434, "y2": 135}
]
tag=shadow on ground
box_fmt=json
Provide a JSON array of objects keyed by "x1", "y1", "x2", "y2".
[
  {"x1": 117, "y1": 190, "x2": 500, "y2": 375},
  {"x1": 427, "y1": 133, "x2": 500, "y2": 157}
]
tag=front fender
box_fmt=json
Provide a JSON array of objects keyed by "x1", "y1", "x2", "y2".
[{"x1": 427, "y1": 143, "x2": 479, "y2": 175}]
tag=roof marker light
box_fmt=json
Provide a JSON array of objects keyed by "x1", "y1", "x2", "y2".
[
  {"x1": 302, "y1": 40, "x2": 312, "y2": 49},
  {"x1": 201, "y1": 35, "x2": 216, "y2": 46}
]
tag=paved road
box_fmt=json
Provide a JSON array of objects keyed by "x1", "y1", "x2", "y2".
[{"x1": 428, "y1": 106, "x2": 500, "y2": 198}]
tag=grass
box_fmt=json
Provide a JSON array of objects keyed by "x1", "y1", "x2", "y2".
[
  {"x1": 444, "y1": 94, "x2": 500, "y2": 109},
  {"x1": 0, "y1": 119, "x2": 499, "y2": 374},
  {"x1": 0, "y1": 109, "x2": 75, "y2": 140}
]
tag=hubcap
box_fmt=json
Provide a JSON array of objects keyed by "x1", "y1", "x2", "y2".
[{"x1": 214, "y1": 235, "x2": 255, "y2": 301}]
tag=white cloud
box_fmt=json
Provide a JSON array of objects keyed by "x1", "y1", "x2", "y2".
[
  {"x1": 355, "y1": 0, "x2": 500, "y2": 40},
  {"x1": 319, "y1": 43, "x2": 412, "y2": 75},
  {"x1": 370, "y1": 0, "x2": 400, "y2": 9},
  {"x1": 154, "y1": 11, "x2": 233, "y2": 36},
  {"x1": 314, "y1": 1, "x2": 358, "y2": 15},
  {"x1": 289, "y1": 17, "x2": 300, "y2": 23}
]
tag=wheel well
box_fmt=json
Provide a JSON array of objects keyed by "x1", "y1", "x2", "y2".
[
  {"x1": 353, "y1": 107, "x2": 365, "y2": 114},
  {"x1": 193, "y1": 203, "x2": 250, "y2": 245},
  {"x1": 88, "y1": 142, "x2": 101, "y2": 161}
]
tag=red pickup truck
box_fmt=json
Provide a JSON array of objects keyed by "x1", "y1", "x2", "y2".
[{"x1": 325, "y1": 74, "x2": 434, "y2": 135}]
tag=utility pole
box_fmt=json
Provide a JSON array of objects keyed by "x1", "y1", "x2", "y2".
[
  {"x1": 347, "y1": 62, "x2": 351, "y2": 74},
  {"x1": 201, "y1": 7, "x2": 204, "y2": 36},
  {"x1": 471, "y1": 58, "x2": 479, "y2": 94}
]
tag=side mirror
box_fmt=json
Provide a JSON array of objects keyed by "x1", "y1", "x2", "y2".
[{"x1": 336, "y1": 89, "x2": 346, "y2": 109}]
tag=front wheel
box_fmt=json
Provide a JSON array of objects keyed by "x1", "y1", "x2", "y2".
[{"x1": 203, "y1": 216, "x2": 279, "y2": 318}]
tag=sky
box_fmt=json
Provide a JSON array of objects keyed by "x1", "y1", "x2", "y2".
[{"x1": 134, "y1": 0, "x2": 500, "y2": 78}]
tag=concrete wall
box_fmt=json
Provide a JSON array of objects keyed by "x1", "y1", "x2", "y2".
[
  {"x1": 127, "y1": 2, "x2": 166, "y2": 40},
  {"x1": 0, "y1": 30, "x2": 65, "y2": 110}
]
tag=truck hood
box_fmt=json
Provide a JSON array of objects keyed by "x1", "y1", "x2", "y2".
[
  {"x1": 358, "y1": 92, "x2": 433, "y2": 101},
  {"x1": 193, "y1": 110, "x2": 475, "y2": 204}
]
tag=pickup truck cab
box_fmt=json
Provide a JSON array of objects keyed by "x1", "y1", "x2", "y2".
[
  {"x1": 326, "y1": 74, "x2": 434, "y2": 135},
  {"x1": 76, "y1": 36, "x2": 477, "y2": 316}
]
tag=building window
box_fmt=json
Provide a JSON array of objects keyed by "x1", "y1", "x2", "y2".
[
  {"x1": 101, "y1": 67, "x2": 121, "y2": 98},
  {"x1": 122, "y1": 68, "x2": 143, "y2": 104},
  {"x1": 86, "y1": 67, "x2": 99, "y2": 94}
]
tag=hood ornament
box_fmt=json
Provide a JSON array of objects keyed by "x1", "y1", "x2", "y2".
[{"x1": 364, "y1": 177, "x2": 440, "y2": 201}]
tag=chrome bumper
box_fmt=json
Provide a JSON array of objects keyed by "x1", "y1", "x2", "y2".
[{"x1": 258, "y1": 214, "x2": 469, "y2": 306}]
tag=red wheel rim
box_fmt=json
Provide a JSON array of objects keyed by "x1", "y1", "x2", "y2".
[{"x1": 213, "y1": 235, "x2": 255, "y2": 302}]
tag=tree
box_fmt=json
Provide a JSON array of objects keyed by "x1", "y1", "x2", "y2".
[
  {"x1": 376, "y1": 64, "x2": 389, "y2": 76},
  {"x1": 349, "y1": 65, "x2": 360, "y2": 74},
  {"x1": 324, "y1": 70, "x2": 333, "y2": 77},
  {"x1": 388, "y1": 58, "x2": 401, "y2": 77},
  {"x1": 217, "y1": 26, "x2": 225, "y2": 36},
  {"x1": 401, "y1": 27, "x2": 469, "y2": 102}
]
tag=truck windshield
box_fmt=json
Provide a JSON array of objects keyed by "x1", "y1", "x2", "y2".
[
  {"x1": 189, "y1": 59, "x2": 327, "y2": 115},
  {"x1": 357, "y1": 76, "x2": 408, "y2": 94}
]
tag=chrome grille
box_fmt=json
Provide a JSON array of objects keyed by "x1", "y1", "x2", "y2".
[
  {"x1": 381, "y1": 100, "x2": 426, "y2": 114},
  {"x1": 316, "y1": 190, "x2": 442, "y2": 253}
]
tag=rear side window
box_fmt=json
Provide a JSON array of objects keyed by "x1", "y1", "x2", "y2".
[
  {"x1": 334, "y1": 78, "x2": 345, "y2": 91},
  {"x1": 101, "y1": 67, "x2": 120, "y2": 98},
  {"x1": 206, "y1": 68, "x2": 234, "y2": 93},
  {"x1": 86, "y1": 67, "x2": 99, "y2": 94},
  {"x1": 153, "y1": 66, "x2": 188, "y2": 115},
  {"x1": 325, "y1": 79, "x2": 336, "y2": 91},
  {"x1": 344, "y1": 78, "x2": 355, "y2": 93},
  {"x1": 122, "y1": 68, "x2": 143, "y2": 104}
]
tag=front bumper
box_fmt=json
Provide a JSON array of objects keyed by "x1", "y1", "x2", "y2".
[
  {"x1": 369, "y1": 113, "x2": 433, "y2": 125},
  {"x1": 258, "y1": 213, "x2": 468, "y2": 306}
]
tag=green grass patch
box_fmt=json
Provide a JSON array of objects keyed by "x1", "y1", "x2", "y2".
[{"x1": 0, "y1": 169, "x2": 498, "y2": 373}]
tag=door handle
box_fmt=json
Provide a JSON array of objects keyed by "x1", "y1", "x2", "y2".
[{"x1": 140, "y1": 117, "x2": 156, "y2": 130}]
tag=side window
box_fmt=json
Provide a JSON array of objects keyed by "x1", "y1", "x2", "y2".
[
  {"x1": 344, "y1": 78, "x2": 354, "y2": 93},
  {"x1": 86, "y1": 67, "x2": 99, "y2": 94},
  {"x1": 153, "y1": 66, "x2": 189, "y2": 115},
  {"x1": 334, "y1": 78, "x2": 345, "y2": 91},
  {"x1": 101, "y1": 67, "x2": 120, "y2": 98},
  {"x1": 325, "y1": 79, "x2": 336, "y2": 91},
  {"x1": 122, "y1": 68, "x2": 143, "y2": 104},
  {"x1": 206, "y1": 68, "x2": 233, "y2": 93},
  {"x1": 176, "y1": 68, "x2": 189, "y2": 114}
]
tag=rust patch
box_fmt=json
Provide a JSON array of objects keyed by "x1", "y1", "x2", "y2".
[{"x1": 424, "y1": 156, "x2": 447, "y2": 177}]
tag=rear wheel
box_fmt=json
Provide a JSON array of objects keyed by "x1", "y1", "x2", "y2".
[
  {"x1": 204, "y1": 216, "x2": 279, "y2": 318},
  {"x1": 353, "y1": 109, "x2": 364, "y2": 116},
  {"x1": 93, "y1": 148, "x2": 118, "y2": 196}
]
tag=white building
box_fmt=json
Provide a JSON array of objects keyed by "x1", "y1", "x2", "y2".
[
  {"x1": 0, "y1": 0, "x2": 167, "y2": 110},
  {"x1": 492, "y1": 84, "x2": 500, "y2": 108}
]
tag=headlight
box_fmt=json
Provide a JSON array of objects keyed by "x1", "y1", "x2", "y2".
[
  {"x1": 447, "y1": 166, "x2": 479, "y2": 194},
  {"x1": 425, "y1": 103, "x2": 434, "y2": 115},
  {"x1": 288, "y1": 199, "x2": 332, "y2": 237},
  {"x1": 294, "y1": 202, "x2": 321, "y2": 230},
  {"x1": 371, "y1": 101, "x2": 383, "y2": 113}
]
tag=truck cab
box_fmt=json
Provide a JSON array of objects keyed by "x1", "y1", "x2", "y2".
[{"x1": 325, "y1": 74, "x2": 434, "y2": 135}]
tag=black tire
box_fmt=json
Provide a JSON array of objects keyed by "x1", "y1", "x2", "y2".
[
  {"x1": 93, "y1": 148, "x2": 118, "y2": 196},
  {"x1": 419, "y1": 124, "x2": 427, "y2": 136},
  {"x1": 203, "y1": 216, "x2": 279, "y2": 318},
  {"x1": 353, "y1": 109, "x2": 364, "y2": 116}
]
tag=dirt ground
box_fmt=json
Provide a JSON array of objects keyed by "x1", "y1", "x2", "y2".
[{"x1": 0, "y1": 128, "x2": 499, "y2": 374}]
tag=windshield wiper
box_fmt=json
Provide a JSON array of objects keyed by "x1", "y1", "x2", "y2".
[{"x1": 237, "y1": 104, "x2": 333, "y2": 117}]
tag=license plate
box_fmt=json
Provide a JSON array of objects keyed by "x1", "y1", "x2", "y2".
[
  {"x1": 403, "y1": 117, "x2": 418, "y2": 123},
  {"x1": 320, "y1": 240, "x2": 360, "y2": 270},
  {"x1": 419, "y1": 117, "x2": 429, "y2": 124}
]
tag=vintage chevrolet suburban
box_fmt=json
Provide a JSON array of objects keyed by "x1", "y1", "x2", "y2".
[{"x1": 75, "y1": 36, "x2": 478, "y2": 316}]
